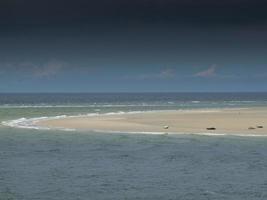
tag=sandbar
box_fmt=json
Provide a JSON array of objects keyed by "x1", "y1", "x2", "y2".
[{"x1": 37, "y1": 108, "x2": 267, "y2": 135}]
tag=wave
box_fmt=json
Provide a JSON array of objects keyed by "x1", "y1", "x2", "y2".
[
  {"x1": 0, "y1": 100, "x2": 265, "y2": 109},
  {"x1": 88, "y1": 130, "x2": 267, "y2": 137},
  {"x1": 1, "y1": 110, "x2": 159, "y2": 131},
  {"x1": 0, "y1": 104, "x2": 177, "y2": 108},
  {"x1": 1, "y1": 115, "x2": 68, "y2": 130}
]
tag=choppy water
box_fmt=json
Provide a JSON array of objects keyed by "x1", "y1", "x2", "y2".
[{"x1": 1, "y1": 93, "x2": 267, "y2": 199}]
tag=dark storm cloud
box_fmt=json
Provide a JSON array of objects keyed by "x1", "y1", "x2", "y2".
[{"x1": 1, "y1": 0, "x2": 267, "y2": 31}]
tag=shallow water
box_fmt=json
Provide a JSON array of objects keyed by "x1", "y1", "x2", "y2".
[
  {"x1": 1, "y1": 93, "x2": 267, "y2": 199},
  {"x1": 1, "y1": 127, "x2": 267, "y2": 200}
]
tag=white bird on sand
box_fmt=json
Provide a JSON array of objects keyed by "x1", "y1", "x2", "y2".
[{"x1": 163, "y1": 125, "x2": 169, "y2": 129}]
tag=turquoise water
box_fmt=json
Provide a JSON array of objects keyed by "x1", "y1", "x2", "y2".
[{"x1": 1, "y1": 93, "x2": 267, "y2": 199}]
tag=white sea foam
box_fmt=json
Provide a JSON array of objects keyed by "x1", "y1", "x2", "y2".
[
  {"x1": 1, "y1": 110, "x2": 159, "y2": 131},
  {"x1": 0, "y1": 104, "x2": 177, "y2": 108},
  {"x1": 1, "y1": 115, "x2": 68, "y2": 130},
  {"x1": 75, "y1": 129, "x2": 267, "y2": 137},
  {"x1": 88, "y1": 129, "x2": 167, "y2": 135}
]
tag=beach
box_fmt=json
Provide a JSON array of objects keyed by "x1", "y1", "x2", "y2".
[{"x1": 37, "y1": 107, "x2": 267, "y2": 135}]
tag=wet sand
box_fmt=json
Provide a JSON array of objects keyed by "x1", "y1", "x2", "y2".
[{"x1": 37, "y1": 108, "x2": 267, "y2": 135}]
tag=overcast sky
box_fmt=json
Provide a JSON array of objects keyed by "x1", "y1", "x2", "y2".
[{"x1": 0, "y1": 0, "x2": 267, "y2": 92}]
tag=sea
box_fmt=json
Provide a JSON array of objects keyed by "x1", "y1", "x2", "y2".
[{"x1": 1, "y1": 92, "x2": 267, "y2": 200}]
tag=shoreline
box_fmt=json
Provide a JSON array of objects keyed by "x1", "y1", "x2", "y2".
[{"x1": 32, "y1": 107, "x2": 267, "y2": 136}]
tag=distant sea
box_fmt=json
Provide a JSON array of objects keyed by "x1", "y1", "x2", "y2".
[{"x1": 1, "y1": 93, "x2": 267, "y2": 199}]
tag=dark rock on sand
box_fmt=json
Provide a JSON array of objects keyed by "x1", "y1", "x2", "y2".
[
  {"x1": 206, "y1": 127, "x2": 216, "y2": 130},
  {"x1": 248, "y1": 127, "x2": 256, "y2": 130}
]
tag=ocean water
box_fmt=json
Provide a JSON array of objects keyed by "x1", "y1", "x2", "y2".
[{"x1": 1, "y1": 93, "x2": 267, "y2": 199}]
